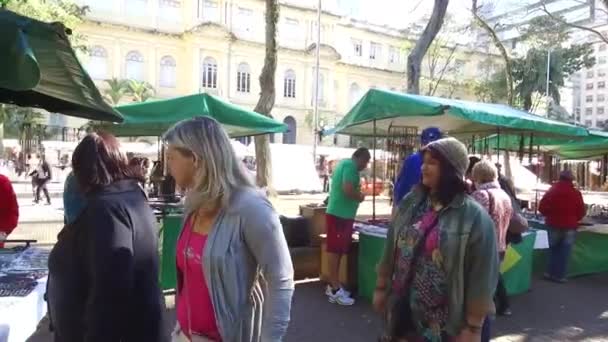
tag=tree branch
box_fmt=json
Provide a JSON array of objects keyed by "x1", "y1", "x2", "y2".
[
  {"x1": 407, "y1": 0, "x2": 450, "y2": 94},
  {"x1": 541, "y1": 0, "x2": 608, "y2": 45},
  {"x1": 472, "y1": 0, "x2": 514, "y2": 106}
]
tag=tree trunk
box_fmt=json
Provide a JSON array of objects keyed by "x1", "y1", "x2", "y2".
[
  {"x1": 472, "y1": 0, "x2": 514, "y2": 106},
  {"x1": 407, "y1": 0, "x2": 449, "y2": 94},
  {"x1": 254, "y1": 0, "x2": 279, "y2": 193}
]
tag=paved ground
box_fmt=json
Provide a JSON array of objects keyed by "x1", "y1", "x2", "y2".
[{"x1": 11, "y1": 185, "x2": 608, "y2": 341}]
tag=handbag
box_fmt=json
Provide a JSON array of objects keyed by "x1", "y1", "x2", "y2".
[{"x1": 508, "y1": 198, "x2": 528, "y2": 235}]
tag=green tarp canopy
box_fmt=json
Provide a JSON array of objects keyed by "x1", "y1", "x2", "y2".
[
  {"x1": 552, "y1": 131, "x2": 608, "y2": 159},
  {"x1": 471, "y1": 134, "x2": 582, "y2": 152},
  {"x1": 335, "y1": 89, "x2": 588, "y2": 138},
  {"x1": 472, "y1": 131, "x2": 608, "y2": 159},
  {"x1": 0, "y1": 10, "x2": 122, "y2": 122},
  {"x1": 107, "y1": 93, "x2": 288, "y2": 137}
]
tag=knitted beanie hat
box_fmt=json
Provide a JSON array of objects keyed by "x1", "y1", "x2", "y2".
[{"x1": 424, "y1": 137, "x2": 469, "y2": 180}]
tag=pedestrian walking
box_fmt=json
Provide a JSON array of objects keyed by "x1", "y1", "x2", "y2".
[
  {"x1": 539, "y1": 170, "x2": 586, "y2": 283},
  {"x1": 324, "y1": 148, "x2": 371, "y2": 306},
  {"x1": 31, "y1": 155, "x2": 52, "y2": 205},
  {"x1": 374, "y1": 137, "x2": 498, "y2": 342},
  {"x1": 471, "y1": 160, "x2": 514, "y2": 317},
  {"x1": 46, "y1": 132, "x2": 167, "y2": 342},
  {"x1": 163, "y1": 117, "x2": 294, "y2": 342}
]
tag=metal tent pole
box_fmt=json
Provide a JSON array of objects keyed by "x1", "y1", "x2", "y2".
[{"x1": 372, "y1": 119, "x2": 377, "y2": 221}]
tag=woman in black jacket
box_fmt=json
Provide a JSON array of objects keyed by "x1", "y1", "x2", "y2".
[{"x1": 47, "y1": 132, "x2": 168, "y2": 342}]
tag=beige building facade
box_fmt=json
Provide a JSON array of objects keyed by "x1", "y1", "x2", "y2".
[{"x1": 75, "y1": 0, "x2": 497, "y2": 145}]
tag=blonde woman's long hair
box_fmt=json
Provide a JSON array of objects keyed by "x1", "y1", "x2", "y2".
[{"x1": 163, "y1": 116, "x2": 255, "y2": 213}]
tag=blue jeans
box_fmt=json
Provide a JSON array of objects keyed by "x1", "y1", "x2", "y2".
[{"x1": 546, "y1": 228, "x2": 577, "y2": 280}]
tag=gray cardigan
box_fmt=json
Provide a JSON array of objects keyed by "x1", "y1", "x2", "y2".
[{"x1": 176, "y1": 188, "x2": 294, "y2": 342}]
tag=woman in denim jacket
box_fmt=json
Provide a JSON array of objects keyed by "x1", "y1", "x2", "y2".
[{"x1": 374, "y1": 138, "x2": 498, "y2": 342}]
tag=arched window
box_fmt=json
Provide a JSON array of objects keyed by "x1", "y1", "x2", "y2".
[
  {"x1": 87, "y1": 45, "x2": 108, "y2": 80},
  {"x1": 349, "y1": 83, "x2": 362, "y2": 106},
  {"x1": 236, "y1": 63, "x2": 251, "y2": 93},
  {"x1": 283, "y1": 69, "x2": 296, "y2": 98},
  {"x1": 201, "y1": 57, "x2": 218, "y2": 89},
  {"x1": 125, "y1": 50, "x2": 145, "y2": 81},
  {"x1": 159, "y1": 56, "x2": 177, "y2": 88},
  {"x1": 283, "y1": 116, "x2": 297, "y2": 144}
]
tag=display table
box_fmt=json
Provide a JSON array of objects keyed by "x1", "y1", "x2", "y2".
[
  {"x1": 529, "y1": 219, "x2": 608, "y2": 278},
  {"x1": 0, "y1": 278, "x2": 47, "y2": 342},
  {"x1": 0, "y1": 247, "x2": 49, "y2": 342},
  {"x1": 356, "y1": 223, "x2": 548, "y2": 302},
  {"x1": 501, "y1": 230, "x2": 548, "y2": 296}
]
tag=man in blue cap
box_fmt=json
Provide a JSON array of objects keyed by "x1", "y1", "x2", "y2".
[{"x1": 393, "y1": 127, "x2": 442, "y2": 205}]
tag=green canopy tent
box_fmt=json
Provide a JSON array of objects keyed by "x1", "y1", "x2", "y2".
[
  {"x1": 106, "y1": 93, "x2": 288, "y2": 137},
  {"x1": 334, "y1": 89, "x2": 588, "y2": 138},
  {"x1": 334, "y1": 89, "x2": 589, "y2": 218},
  {"x1": 552, "y1": 131, "x2": 608, "y2": 159},
  {"x1": 0, "y1": 10, "x2": 122, "y2": 122}
]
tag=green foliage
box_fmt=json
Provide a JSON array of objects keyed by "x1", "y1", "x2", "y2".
[
  {"x1": 103, "y1": 78, "x2": 129, "y2": 105},
  {"x1": 127, "y1": 80, "x2": 155, "y2": 103},
  {"x1": 0, "y1": 104, "x2": 44, "y2": 139},
  {"x1": 5, "y1": 0, "x2": 89, "y2": 50},
  {"x1": 520, "y1": 15, "x2": 570, "y2": 49},
  {"x1": 512, "y1": 45, "x2": 595, "y2": 110}
]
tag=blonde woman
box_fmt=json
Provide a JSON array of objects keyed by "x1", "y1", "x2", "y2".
[
  {"x1": 471, "y1": 160, "x2": 513, "y2": 317},
  {"x1": 164, "y1": 117, "x2": 294, "y2": 342}
]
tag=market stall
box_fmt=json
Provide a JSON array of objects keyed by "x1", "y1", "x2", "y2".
[
  {"x1": 333, "y1": 89, "x2": 589, "y2": 219},
  {"x1": 105, "y1": 93, "x2": 287, "y2": 138},
  {"x1": 355, "y1": 222, "x2": 549, "y2": 302},
  {"x1": 529, "y1": 217, "x2": 608, "y2": 278},
  {"x1": 0, "y1": 245, "x2": 50, "y2": 342}
]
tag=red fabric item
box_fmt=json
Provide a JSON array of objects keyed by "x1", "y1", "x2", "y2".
[
  {"x1": 539, "y1": 180, "x2": 585, "y2": 230},
  {"x1": 0, "y1": 174, "x2": 19, "y2": 248},
  {"x1": 325, "y1": 214, "x2": 354, "y2": 254},
  {"x1": 176, "y1": 218, "x2": 221, "y2": 341}
]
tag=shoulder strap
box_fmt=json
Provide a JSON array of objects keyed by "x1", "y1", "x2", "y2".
[{"x1": 485, "y1": 190, "x2": 495, "y2": 215}]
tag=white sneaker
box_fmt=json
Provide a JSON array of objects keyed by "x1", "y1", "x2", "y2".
[
  {"x1": 328, "y1": 287, "x2": 355, "y2": 306},
  {"x1": 325, "y1": 285, "x2": 351, "y2": 298}
]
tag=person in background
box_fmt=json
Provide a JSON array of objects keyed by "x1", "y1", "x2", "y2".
[
  {"x1": 375, "y1": 137, "x2": 498, "y2": 342},
  {"x1": 0, "y1": 174, "x2": 19, "y2": 248},
  {"x1": 471, "y1": 160, "x2": 514, "y2": 317},
  {"x1": 318, "y1": 155, "x2": 330, "y2": 193},
  {"x1": 466, "y1": 156, "x2": 481, "y2": 193},
  {"x1": 325, "y1": 148, "x2": 371, "y2": 306},
  {"x1": 63, "y1": 172, "x2": 87, "y2": 225},
  {"x1": 47, "y1": 132, "x2": 167, "y2": 342},
  {"x1": 393, "y1": 127, "x2": 442, "y2": 205},
  {"x1": 33, "y1": 154, "x2": 52, "y2": 205},
  {"x1": 539, "y1": 170, "x2": 586, "y2": 283},
  {"x1": 164, "y1": 117, "x2": 293, "y2": 341}
]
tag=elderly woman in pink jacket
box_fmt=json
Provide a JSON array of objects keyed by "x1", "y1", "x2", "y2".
[{"x1": 471, "y1": 159, "x2": 513, "y2": 317}]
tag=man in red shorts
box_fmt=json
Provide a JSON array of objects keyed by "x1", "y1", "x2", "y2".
[{"x1": 325, "y1": 147, "x2": 370, "y2": 305}]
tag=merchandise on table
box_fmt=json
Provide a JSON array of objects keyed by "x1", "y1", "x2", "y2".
[{"x1": 0, "y1": 275, "x2": 38, "y2": 297}]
